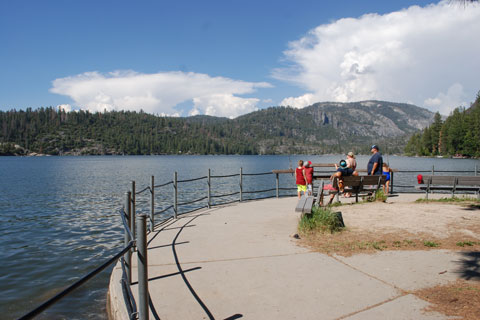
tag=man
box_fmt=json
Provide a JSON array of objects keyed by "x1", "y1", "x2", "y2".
[{"x1": 367, "y1": 145, "x2": 383, "y2": 175}]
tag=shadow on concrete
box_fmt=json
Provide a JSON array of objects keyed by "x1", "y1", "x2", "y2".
[
  {"x1": 455, "y1": 251, "x2": 480, "y2": 280},
  {"x1": 132, "y1": 267, "x2": 202, "y2": 285},
  {"x1": 149, "y1": 241, "x2": 189, "y2": 250},
  {"x1": 460, "y1": 204, "x2": 480, "y2": 211}
]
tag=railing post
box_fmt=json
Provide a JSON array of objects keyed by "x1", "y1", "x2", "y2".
[
  {"x1": 239, "y1": 167, "x2": 243, "y2": 202},
  {"x1": 124, "y1": 191, "x2": 132, "y2": 285},
  {"x1": 207, "y1": 169, "x2": 211, "y2": 208},
  {"x1": 131, "y1": 181, "x2": 136, "y2": 241},
  {"x1": 432, "y1": 165, "x2": 435, "y2": 175},
  {"x1": 174, "y1": 171, "x2": 178, "y2": 219},
  {"x1": 475, "y1": 164, "x2": 478, "y2": 176},
  {"x1": 150, "y1": 176, "x2": 154, "y2": 232},
  {"x1": 137, "y1": 214, "x2": 149, "y2": 320},
  {"x1": 276, "y1": 173, "x2": 279, "y2": 198},
  {"x1": 390, "y1": 171, "x2": 394, "y2": 194}
]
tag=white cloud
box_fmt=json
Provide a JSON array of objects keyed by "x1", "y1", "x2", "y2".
[
  {"x1": 57, "y1": 104, "x2": 72, "y2": 112},
  {"x1": 193, "y1": 94, "x2": 259, "y2": 119},
  {"x1": 274, "y1": 1, "x2": 480, "y2": 115},
  {"x1": 50, "y1": 70, "x2": 271, "y2": 118},
  {"x1": 280, "y1": 93, "x2": 315, "y2": 109},
  {"x1": 424, "y1": 83, "x2": 467, "y2": 114}
]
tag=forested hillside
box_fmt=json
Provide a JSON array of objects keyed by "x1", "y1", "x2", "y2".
[
  {"x1": 0, "y1": 100, "x2": 434, "y2": 156},
  {"x1": 405, "y1": 92, "x2": 480, "y2": 157}
]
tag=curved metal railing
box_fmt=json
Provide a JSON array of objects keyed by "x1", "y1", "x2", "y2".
[{"x1": 18, "y1": 163, "x2": 478, "y2": 320}]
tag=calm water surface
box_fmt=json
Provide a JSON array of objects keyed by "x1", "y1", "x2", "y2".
[{"x1": 1, "y1": 155, "x2": 479, "y2": 319}]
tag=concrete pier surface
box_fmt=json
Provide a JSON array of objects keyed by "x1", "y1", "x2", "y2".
[{"x1": 108, "y1": 194, "x2": 475, "y2": 320}]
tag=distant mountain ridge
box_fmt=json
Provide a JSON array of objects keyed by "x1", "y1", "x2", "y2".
[{"x1": 0, "y1": 100, "x2": 435, "y2": 155}]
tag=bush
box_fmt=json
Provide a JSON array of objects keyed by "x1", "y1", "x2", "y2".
[{"x1": 298, "y1": 206, "x2": 345, "y2": 234}]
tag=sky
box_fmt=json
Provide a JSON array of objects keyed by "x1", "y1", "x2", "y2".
[{"x1": 1, "y1": 0, "x2": 479, "y2": 118}]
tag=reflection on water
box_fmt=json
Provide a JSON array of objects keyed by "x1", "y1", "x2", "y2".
[{"x1": 0, "y1": 155, "x2": 479, "y2": 319}]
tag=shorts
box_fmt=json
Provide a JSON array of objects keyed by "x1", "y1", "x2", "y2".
[
  {"x1": 307, "y1": 184, "x2": 313, "y2": 193},
  {"x1": 297, "y1": 184, "x2": 307, "y2": 192}
]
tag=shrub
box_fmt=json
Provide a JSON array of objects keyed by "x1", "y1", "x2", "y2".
[{"x1": 298, "y1": 206, "x2": 345, "y2": 234}]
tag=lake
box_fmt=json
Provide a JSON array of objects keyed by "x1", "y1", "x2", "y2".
[{"x1": 1, "y1": 155, "x2": 479, "y2": 319}]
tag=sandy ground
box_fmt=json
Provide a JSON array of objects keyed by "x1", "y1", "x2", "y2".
[{"x1": 337, "y1": 193, "x2": 480, "y2": 239}]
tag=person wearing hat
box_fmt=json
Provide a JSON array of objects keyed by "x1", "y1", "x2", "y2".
[
  {"x1": 304, "y1": 161, "x2": 314, "y2": 196},
  {"x1": 331, "y1": 159, "x2": 357, "y2": 191},
  {"x1": 367, "y1": 145, "x2": 383, "y2": 175}
]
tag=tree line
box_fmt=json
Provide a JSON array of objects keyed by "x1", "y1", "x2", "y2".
[{"x1": 404, "y1": 92, "x2": 480, "y2": 157}]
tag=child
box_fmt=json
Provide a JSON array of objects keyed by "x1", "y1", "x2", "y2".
[
  {"x1": 304, "y1": 161, "x2": 314, "y2": 196},
  {"x1": 382, "y1": 163, "x2": 392, "y2": 194},
  {"x1": 295, "y1": 160, "x2": 307, "y2": 199}
]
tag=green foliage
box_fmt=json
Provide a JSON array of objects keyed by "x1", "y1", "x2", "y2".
[
  {"x1": 406, "y1": 91, "x2": 480, "y2": 157},
  {"x1": 0, "y1": 100, "x2": 434, "y2": 156},
  {"x1": 423, "y1": 241, "x2": 440, "y2": 247},
  {"x1": 298, "y1": 206, "x2": 345, "y2": 234}
]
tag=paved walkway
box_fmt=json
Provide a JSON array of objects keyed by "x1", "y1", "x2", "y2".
[{"x1": 109, "y1": 195, "x2": 468, "y2": 320}]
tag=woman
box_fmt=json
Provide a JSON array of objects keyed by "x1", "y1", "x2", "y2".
[{"x1": 344, "y1": 152, "x2": 357, "y2": 197}]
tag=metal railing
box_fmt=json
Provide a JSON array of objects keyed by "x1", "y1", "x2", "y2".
[{"x1": 18, "y1": 163, "x2": 479, "y2": 320}]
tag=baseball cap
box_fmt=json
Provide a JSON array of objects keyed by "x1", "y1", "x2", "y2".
[{"x1": 371, "y1": 145, "x2": 379, "y2": 150}]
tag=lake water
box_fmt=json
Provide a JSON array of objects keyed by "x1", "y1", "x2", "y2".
[{"x1": 1, "y1": 155, "x2": 479, "y2": 319}]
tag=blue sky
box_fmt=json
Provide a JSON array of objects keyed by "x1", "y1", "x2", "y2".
[{"x1": 1, "y1": 0, "x2": 479, "y2": 117}]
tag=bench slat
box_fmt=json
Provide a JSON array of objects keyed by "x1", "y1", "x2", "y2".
[
  {"x1": 303, "y1": 197, "x2": 314, "y2": 214},
  {"x1": 295, "y1": 196, "x2": 307, "y2": 212}
]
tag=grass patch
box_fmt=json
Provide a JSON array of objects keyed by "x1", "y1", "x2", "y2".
[
  {"x1": 456, "y1": 241, "x2": 478, "y2": 247},
  {"x1": 416, "y1": 196, "x2": 480, "y2": 204},
  {"x1": 423, "y1": 240, "x2": 440, "y2": 247},
  {"x1": 298, "y1": 206, "x2": 345, "y2": 234},
  {"x1": 362, "y1": 189, "x2": 387, "y2": 203}
]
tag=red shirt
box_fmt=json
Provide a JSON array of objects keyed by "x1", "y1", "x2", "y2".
[
  {"x1": 295, "y1": 167, "x2": 306, "y2": 185},
  {"x1": 304, "y1": 166, "x2": 313, "y2": 184}
]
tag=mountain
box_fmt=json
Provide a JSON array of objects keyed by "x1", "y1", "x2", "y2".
[
  {"x1": 0, "y1": 100, "x2": 434, "y2": 156},
  {"x1": 234, "y1": 100, "x2": 434, "y2": 154}
]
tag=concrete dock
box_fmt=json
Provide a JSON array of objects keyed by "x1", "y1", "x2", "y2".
[{"x1": 108, "y1": 195, "x2": 470, "y2": 320}]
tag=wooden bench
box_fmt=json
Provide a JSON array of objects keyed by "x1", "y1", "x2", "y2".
[
  {"x1": 327, "y1": 175, "x2": 387, "y2": 204},
  {"x1": 295, "y1": 181, "x2": 325, "y2": 214},
  {"x1": 416, "y1": 175, "x2": 480, "y2": 199}
]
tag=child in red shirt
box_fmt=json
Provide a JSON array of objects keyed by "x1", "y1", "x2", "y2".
[
  {"x1": 304, "y1": 161, "x2": 314, "y2": 196},
  {"x1": 295, "y1": 160, "x2": 307, "y2": 199}
]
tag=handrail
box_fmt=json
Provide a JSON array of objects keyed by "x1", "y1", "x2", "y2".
[
  {"x1": 20, "y1": 164, "x2": 477, "y2": 319},
  {"x1": 177, "y1": 196, "x2": 208, "y2": 207},
  {"x1": 154, "y1": 181, "x2": 173, "y2": 188},
  {"x1": 18, "y1": 241, "x2": 134, "y2": 320},
  {"x1": 243, "y1": 188, "x2": 276, "y2": 194},
  {"x1": 121, "y1": 256, "x2": 138, "y2": 320},
  {"x1": 120, "y1": 208, "x2": 134, "y2": 241},
  {"x1": 178, "y1": 176, "x2": 207, "y2": 183},
  {"x1": 155, "y1": 205, "x2": 174, "y2": 215},
  {"x1": 242, "y1": 172, "x2": 272, "y2": 176},
  {"x1": 211, "y1": 191, "x2": 240, "y2": 198},
  {"x1": 136, "y1": 186, "x2": 151, "y2": 195},
  {"x1": 211, "y1": 173, "x2": 239, "y2": 178}
]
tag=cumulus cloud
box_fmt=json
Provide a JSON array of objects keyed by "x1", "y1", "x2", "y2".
[
  {"x1": 424, "y1": 83, "x2": 467, "y2": 115},
  {"x1": 50, "y1": 70, "x2": 271, "y2": 118},
  {"x1": 57, "y1": 104, "x2": 72, "y2": 112},
  {"x1": 274, "y1": 1, "x2": 480, "y2": 115}
]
